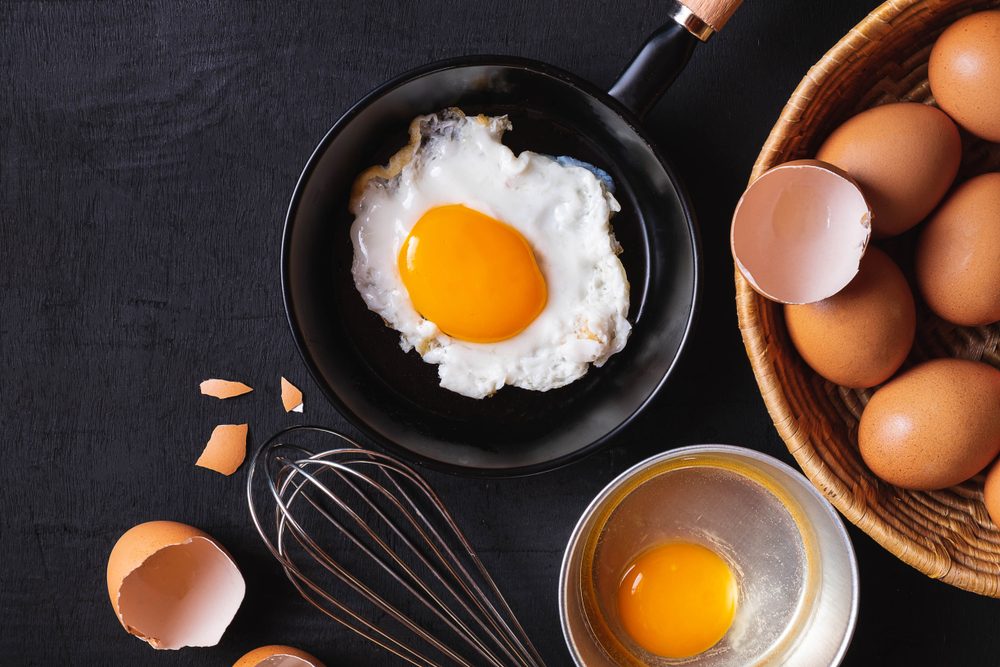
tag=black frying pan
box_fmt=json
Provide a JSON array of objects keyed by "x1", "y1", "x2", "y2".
[{"x1": 282, "y1": 0, "x2": 740, "y2": 475}]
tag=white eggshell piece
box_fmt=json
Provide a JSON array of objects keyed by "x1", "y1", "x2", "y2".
[{"x1": 731, "y1": 160, "x2": 872, "y2": 304}]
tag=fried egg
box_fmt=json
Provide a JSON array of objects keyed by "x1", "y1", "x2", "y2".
[{"x1": 349, "y1": 109, "x2": 630, "y2": 399}]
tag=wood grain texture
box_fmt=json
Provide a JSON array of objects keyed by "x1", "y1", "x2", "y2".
[
  {"x1": 2, "y1": 1, "x2": 999, "y2": 665},
  {"x1": 680, "y1": 0, "x2": 744, "y2": 31}
]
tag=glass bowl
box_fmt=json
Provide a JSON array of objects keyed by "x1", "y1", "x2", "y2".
[{"x1": 560, "y1": 445, "x2": 858, "y2": 666}]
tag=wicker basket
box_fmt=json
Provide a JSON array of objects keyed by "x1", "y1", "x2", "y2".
[{"x1": 736, "y1": 0, "x2": 1000, "y2": 596}]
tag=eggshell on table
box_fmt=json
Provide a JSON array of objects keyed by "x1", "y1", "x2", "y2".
[
  {"x1": 107, "y1": 521, "x2": 246, "y2": 650},
  {"x1": 280, "y1": 376, "x2": 304, "y2": 413},
  {"x1": 817, "y1": 102, "x2": 961, "y2": 238},
  {"x1": 196, "y1": 424, "x2": 248, "y2": 476},
  {"x1": 858, "y1": 359, "x2": 1000, "y2": 490},
  {"x1": 200, "y1": 378, "x2": 253, "y2": 399},
  {"x1": 731, "y1": 159, "x2": 872, "y2": 304},
  {"x1": 916, "y1": 172, "x2": 1000, "y2": 326},
  {"x1": 234, "y1": 645, "x2": 325, "y2": 667},
  {"x1": 785, "y1": 246, "x2": 915, "y2": 388},
  {"x1": 929, "y1": 10, "x2": 1000, "y2": 142}
]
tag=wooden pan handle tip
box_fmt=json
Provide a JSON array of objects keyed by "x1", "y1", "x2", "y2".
[{"x1": 678, "y1": 0, "x2": 743, "y2": 35}]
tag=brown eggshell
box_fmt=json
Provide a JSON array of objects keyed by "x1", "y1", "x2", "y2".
[
  {"x1": 929, "y1": 10, "x2": 1000, "y2": 142},
  {"x1": 816, "y1": 103, "x2": 961, "y2": 238},
  {"x1": 858, "y1": 359, "x2": 1000, "y2": 490},
  {"x1": 195, "y1": 424, "x2": 249, "y2": 476},
  {"x1": 983, "y1": 458, "x2": 1000, "y2": 528},
  {"x1": 281, "y1": 376, "x2": 304, "y2": 413},
  {"x1": 785, "y1": 247, "x2": 915, "y2": 388},
  {"x1": 916, "y1": 172, "x2": 1000, "y2": 326},
  {"x1": 234, "y1": 645, "x2": 325, "y2": 667},
  {"x1": 200, "y1": 378, "x2": 254, "y2": 399},
  {"x1": 107, "y1": 521, "x2": 246, "y2": 649}
]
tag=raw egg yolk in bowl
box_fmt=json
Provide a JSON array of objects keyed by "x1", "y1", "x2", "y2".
[{"x1": 617, "y1": 542, "x2": 738, "y2": 659}]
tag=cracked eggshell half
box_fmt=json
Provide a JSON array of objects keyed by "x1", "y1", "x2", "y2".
[
  {"x1": 732, "y1": 159, "x2": 872, "y2": 304},
  {"x1": 107, "y1": 521, "x2": 246, "y2": 650},
  {"x1": 234, "y1": 645, "x2": 325, "y2": 667},
  {"x1": 280, "y1": 377, "x2": 304, "y2": 413}
]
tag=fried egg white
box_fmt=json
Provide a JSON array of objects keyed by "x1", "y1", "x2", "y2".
[{"x1": 349, "y1": 109, "x2": 630, "y2": 399}]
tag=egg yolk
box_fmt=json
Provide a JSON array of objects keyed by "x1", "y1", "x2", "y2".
[
  {"x1": 397, "y1": 205, "x2": 547, "y2": 343},
  {"x1": 617, "y1": 542, "x2": 738, "y2": 659}
]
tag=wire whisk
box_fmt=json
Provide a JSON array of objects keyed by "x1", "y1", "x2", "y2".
[{"x1": 246, "y1": 425, "x2": 546, "y2": 667}]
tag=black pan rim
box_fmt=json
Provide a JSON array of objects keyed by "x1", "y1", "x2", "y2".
[{"x1": 281, "y1": 54, "x2": 702, "y2": 477}]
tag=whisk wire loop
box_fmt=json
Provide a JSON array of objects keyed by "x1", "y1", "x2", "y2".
[{"x1": 247, "y1": 426, "x2": 546, "y2": 667}]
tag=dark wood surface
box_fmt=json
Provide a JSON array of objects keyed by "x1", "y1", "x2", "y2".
[{"x1": 3, "y1": 1, "x2": 998, "y2": 665}]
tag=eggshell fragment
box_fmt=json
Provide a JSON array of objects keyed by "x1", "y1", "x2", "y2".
[
  {"x1": 858, "y1": 359, "x2": 1000, "y2": 490},
  {"x1": 915, "y1": 172, "x2": 1000, "y2": 326},
  {"x1": 280, "y1": 377, "x2": 304, "y2": 413},
  {"x1": 732, "y1": 159, "x2": 871, "y2": 304},
  {"x1": 196, "y1": 424, "x2": 248, "y2": 476},
  {"x1": 107, "y1": 521, "x2": 246, "y2": 650},
  {"x1": 234, "y1": 645, "x2": 325, "y2": 667},
  {"x1": 785, "y1": 247, "x2": 915, "y2": 388},
  {"x1": 929, "y1": 10, "x2": 1000, "y2": 142},
  {"x1": 983, "y1": 458, "x2": 1000, "y2": 528},
  {"x1": 816, "y1": 102, "x2": 961, "y2": 238},
  {"x1": 200, "y1": 379, "x2": 253, "y2": 399}
]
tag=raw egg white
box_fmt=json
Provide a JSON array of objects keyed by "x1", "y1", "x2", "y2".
[{"x1": 350, "y1": 109, "x2": 630, "y2": 399}]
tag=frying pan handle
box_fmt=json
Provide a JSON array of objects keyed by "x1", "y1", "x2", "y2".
[{"x1": 608, "y1": 0, "x2": 743, "y2": 118}]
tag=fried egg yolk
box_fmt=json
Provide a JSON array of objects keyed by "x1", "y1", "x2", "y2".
[
  {"x1": 398, "y1": 205, "x2": 547, "y2": 343},
  {"x1": 617, "y1": 542, "x2": 738, "y2": 659}
]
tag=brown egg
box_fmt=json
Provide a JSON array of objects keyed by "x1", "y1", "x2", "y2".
[
  {"x1": 929, "y1": 10, "x2": 1000, "y2": 142},
  {"x1": 816, "y1": 103, "x2": 961, "y2": 237},
  {"x1": 916, "y1": 172, "x2": 1000, "y2": 326},
  {"x1": 785, "y1": 247, "x2": 915, "y2": 388},
  {"x1": 859, "y1": 359, "x2": 1000, "y2": 490},
  {"x1": 984, "y1": 458, "x2": 1000, "y2": 528}
]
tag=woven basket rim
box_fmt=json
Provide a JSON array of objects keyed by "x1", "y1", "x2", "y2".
[{"x1": 735, "y1": 0, "x2": 1000, "y2": 596}]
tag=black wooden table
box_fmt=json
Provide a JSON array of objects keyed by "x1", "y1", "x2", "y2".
[{"x1": 4, "y1": 1, "x2": 998, "y2": 665}]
